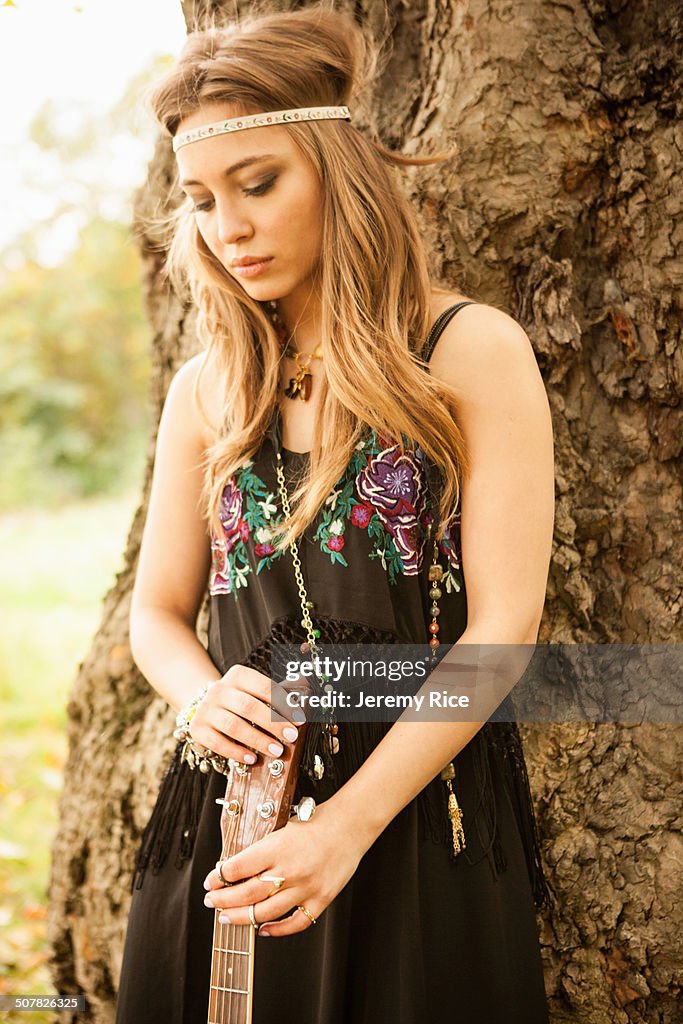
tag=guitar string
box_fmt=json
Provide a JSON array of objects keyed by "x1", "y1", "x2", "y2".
[
  {"x1": 227, "y1": 767, "x2": 245, "y2": 1023},
  {"x1": 219, "y1": 768, "x2": 243, "y2": 1023},
  {"x1": 228, "y1": 764, "x2": 254, "y2": 1021},
  {"x1": 222, "y1": 768, "x2": 240, "y2": 1024},
  {"x1": 238, "y1": 764, "x2": 254, "y2": 1019},
  {"x1": 219, "y1": 774, "x2": 242, "y2": 1024}
]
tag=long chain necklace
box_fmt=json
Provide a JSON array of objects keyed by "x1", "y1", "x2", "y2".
[{"x1": 274, "y1": 449, "x2": 338, "y2": 781}]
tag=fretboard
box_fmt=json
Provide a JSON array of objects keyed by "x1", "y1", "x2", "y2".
[{"x1": 208, "y1": 921, "x2": 256, "y2": 1024}]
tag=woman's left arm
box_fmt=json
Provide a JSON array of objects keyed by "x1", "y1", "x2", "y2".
[
  {"x1": 325, "y1": 303, "x2": 555, "y2": 851},
  {"x1": 204, "y1": 305, "x2": 555, "y2": 933}
]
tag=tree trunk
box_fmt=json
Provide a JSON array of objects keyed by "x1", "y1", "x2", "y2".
[{"x1": 48, "y1": 1, "x2": 682, "y2": 1021}]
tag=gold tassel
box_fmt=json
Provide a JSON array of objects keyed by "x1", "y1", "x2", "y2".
[{"x1": 441, "y1": 762, "x2": 466, "y2": 856}]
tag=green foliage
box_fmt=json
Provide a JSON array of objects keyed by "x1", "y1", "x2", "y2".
[
  {"x1": 0, "y1": 217, "x2": 151, "y2": 508},
  {"x1": 0, "y1": 490, "x2": 139, "y2": 1013}
]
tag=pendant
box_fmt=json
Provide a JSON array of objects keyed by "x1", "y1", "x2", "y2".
[{"x1": 285, "y1": 367, "x2": 313, "y2": 401}]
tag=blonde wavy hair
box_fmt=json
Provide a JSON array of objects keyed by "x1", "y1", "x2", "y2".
[{"x1": 148, "y1": 1, "x2": 471, "y2": 552}]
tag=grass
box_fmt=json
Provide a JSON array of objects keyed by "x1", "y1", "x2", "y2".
[{"x1": 0, "y1": 489, "x2": 140, "y2": 1021}]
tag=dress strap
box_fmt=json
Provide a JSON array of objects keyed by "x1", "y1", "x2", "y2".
[{"x1": 423, "y1": 300, "x2": 476, "y2": 363}]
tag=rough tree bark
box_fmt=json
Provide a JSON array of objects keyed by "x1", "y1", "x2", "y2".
[{"x1": 48, "y1": 1, "x2": 682, "y2": 1022}]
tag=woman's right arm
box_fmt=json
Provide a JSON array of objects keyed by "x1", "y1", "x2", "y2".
[
  {"x1": 129, "y1": 353, "x2": 300, "y2": 763},
  {"x1": 129, "y1": 353, "x2": 221, "y2": 714}
]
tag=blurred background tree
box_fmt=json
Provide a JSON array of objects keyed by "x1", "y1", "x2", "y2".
[
  {"x1": 0, "y1": 216, "x2": 150, "y2": 507},
  {"x1": 0, "y1": 63, "x2": 177, "y2": 508}
]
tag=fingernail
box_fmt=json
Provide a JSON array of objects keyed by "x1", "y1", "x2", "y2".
[
  {"x1": 268, "y1": 742, "x2": 284, "y2": 756},
  {"x1": 283, "y1": 727, "x2": 298, "y2": 742},
  {"x1": 243, "y1": 753, "x2": 256, "y2": 764},
  {"x1": 204, "y1": 894, "x2": 214, "y2": 907},
  {"x1": 203, "y1": 879, "x2": 211, "y2": 890},
  {"x1": 291, "y1": 710, "x2": 306, "y2": 724},
  {"x1": 219, "y1": 913, "x2": 232, "y2": 925},
  {"x1": 259, "y1": 929, "x2": 271, "y2": 937}
]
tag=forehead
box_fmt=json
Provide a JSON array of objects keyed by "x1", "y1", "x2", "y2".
[{"x1": 175, "y1": 102, "x2": 298, "y2": 180}]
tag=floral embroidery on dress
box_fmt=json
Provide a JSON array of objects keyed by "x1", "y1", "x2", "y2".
[
  {"x1": 209, "y1": 460, "x2": 285, "y2": 596},
  {"x1": 313, "y1": 433, "x2": 429, "y2": 582},
  {"x1": 438, "y1": 513, "x2": 463, "y2": 595},
  {"x1": 209, "y1": 432, "x2": 464, "y2": 596}
]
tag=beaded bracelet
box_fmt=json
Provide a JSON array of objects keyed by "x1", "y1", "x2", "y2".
[{"x1": 172, "y1": 682, "x2": 230, "y2": 776}]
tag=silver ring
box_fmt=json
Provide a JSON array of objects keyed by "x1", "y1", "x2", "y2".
[
  {"x1": 248, "y1": 903, "x2": 259, "y2": 928},
  {"x1": 217, "y1": 861, "x2": 232, "y2": 887}
]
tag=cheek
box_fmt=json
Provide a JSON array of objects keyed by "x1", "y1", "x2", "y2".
[
  {"x1": 274, "y1": 172, "x2": 321, "y2": 226},
  {"x1": 195, "y1": 219, "x2": 218, "y2": 256},
  {"x1": 277, "y1": 185, "x2": 323, "y2": 252}
]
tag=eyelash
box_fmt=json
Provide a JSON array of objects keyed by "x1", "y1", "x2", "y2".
[{"x1": 193, "y1": 175, "x2": 277, "y2": 212}]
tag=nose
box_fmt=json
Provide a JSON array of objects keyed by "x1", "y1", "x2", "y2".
[{"x1": 215, "y1": 199, "x2": 253, "y2": 246}]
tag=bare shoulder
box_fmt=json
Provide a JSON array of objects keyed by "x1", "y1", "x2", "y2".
[
  {"x1": 428, "y1": 285, "x2": 478, "y2": 321},
  {"x1": 426, "y1": 292, "x2": 542, "y2": 403},
  {"x1": 167, "y1": 350, "x2": 224, "y2": 449}
]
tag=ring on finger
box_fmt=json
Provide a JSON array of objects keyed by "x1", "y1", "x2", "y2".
[
  {"x1": 259, "y1": 873, "x2": 286, "y2": 897},
  {"x1": 297, "y1": 904, "x2": 317, "y2": 925},
  {"x1": 248, "y1": 903, "x2": 259, "y2": 929},
  {"x1": 217, "y1": 861, "x2": 232, "y2": 887}
]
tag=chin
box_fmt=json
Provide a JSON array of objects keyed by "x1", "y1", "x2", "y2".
[
  {"x1": 242, "y1": 286, "x2": 289, "y2": 305},
  {"x1": 237, "y1": 278, "x2": 298, "y2": 305}
]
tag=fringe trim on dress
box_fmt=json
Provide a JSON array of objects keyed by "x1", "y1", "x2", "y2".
[{"x1": 131, "y1": 741, "x2": 210, "y2": 892}]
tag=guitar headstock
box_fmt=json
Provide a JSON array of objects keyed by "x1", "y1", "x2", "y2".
[{"x1": 216, "y1": 726, "x2": 307, "y2": 857}]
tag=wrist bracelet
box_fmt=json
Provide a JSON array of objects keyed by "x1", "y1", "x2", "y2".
[{"x1": 172, "y1": 682, "x2": 230, "y2": 776}]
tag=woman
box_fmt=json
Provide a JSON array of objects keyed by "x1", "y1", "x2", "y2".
[{"x1": 116, "y1": 5, "x2": 555, "y2": 1023}]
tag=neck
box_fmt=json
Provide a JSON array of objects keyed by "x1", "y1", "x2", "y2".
[{"x1": 270, "y1": 288, "x2": 322, "y2": 354}]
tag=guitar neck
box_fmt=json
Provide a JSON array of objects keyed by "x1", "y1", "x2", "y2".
[
  {"x1": 208, "y1": 919, "x2": 255, "y2": 1024},
  {"x1": 206, "y1": 738, "x2": 307, "y2": 1023}
]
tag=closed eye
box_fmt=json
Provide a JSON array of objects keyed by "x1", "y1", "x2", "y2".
[
  {"x1": 243, "y1": 175, "x2": 277, "y2": 197},
  {"x1": 191, "y1": 175, "x2": 277, "y2": 213}
]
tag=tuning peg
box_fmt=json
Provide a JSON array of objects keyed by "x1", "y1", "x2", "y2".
[{"x1": 290, "y1": 796, "x2": 316, "y2": 822}]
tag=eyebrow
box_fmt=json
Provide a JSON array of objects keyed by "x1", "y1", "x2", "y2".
[{"x1": 179, "y1": 154, "x2": 278, "y2": 187}]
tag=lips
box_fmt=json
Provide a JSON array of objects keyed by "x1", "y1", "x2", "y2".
[
  {"x1": 231, "y1": 256, "x2": 272, "y2": 267},
  {"x1": 231, "y1": 258, "x2": 274, "y2": 279}
]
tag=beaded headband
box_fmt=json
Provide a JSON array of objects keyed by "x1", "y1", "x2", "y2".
[{"x1": 172, "y1": 105, "x2": 351, "y2": 152}]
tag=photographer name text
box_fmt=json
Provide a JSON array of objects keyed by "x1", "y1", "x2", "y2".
[{"x1": 284, "y1": 689, "x2": 470, "y2": 712}]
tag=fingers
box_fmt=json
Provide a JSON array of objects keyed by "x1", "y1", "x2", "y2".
[
  {"x1": 212, "y1": 705, "x2": 290, "y2": 760},
  {"x1": 188, "y1": 720, "x2": 261, "y2": 766},
  {"x1": 204, "y1": 871, "x2": 285, "y2": 908},
  {"x1": 205, "y1": 888, "x2": 290, "y2": 925},
  {"x1": 191, "y1": 665, "x2": 306, "y2": 761},
  {"x1": 222, "y1": 665, "x2": 306, "y2": 728},
  {"x1": 270, "y1": 676, "x2": 309, "y2": 725},
  {"x1": 204, "y1": 842, "x2": 274, "y2": 890},
  {"x1": 222, "y1": 687, "x2": 299, "y2": 751},
  {"x1": 258, "y1": 905, "x2": 319, "y2": 938},
  {"x1": 203, "y1": 853, "x2": 321, "y2": 936},
  {"x1": 274, "y1": 676, "x2": 310, "y2": 726},
  {"x1": 206, "y1": 890, "x2": 320, "y2": 936}
]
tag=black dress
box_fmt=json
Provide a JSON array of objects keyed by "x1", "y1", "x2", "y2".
[{"x1": 115, "y1": 302, "x2": 551, "y2": 1024}]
